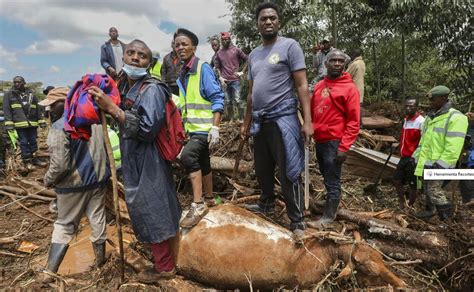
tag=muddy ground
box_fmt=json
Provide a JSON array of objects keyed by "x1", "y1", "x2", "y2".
[{"x1": 0, "y1": 117, "x2": 473, "y2": 291}]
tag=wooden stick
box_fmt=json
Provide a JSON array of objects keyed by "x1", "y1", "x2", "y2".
[
  {"x1": 0, "y1": 190, "x2": 54, "y2": 222},
  {"x1": 100, "y1": 111, "x2": 125, "y2": 282}
]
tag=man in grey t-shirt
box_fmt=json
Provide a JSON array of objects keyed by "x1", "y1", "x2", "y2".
[{"x1": 242, "y1": 2, "x2": 313, "y2": 239}]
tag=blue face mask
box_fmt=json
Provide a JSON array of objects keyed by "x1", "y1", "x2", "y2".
[{"x1": 122, "y1": 63, "x2": 148, "y2": 80}]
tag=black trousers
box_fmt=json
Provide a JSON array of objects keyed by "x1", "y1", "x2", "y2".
[{"x1": 254, "y1": 122, "x2": 305, "y2": 230}]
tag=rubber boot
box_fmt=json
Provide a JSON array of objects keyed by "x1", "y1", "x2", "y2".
[
  {"x1": 308, "y1": 198, "x2": 340, "y2": 229},
  {"x1": 415, "y1": 196, "x2": 436, "y2": 219},
  {"x1": 92, "y1": 241, "x2": 107, "y2": 268},
  {"x1": 436, "y1": 203, "x2": 453, "y2": 221},
  {"x1": 39, "y1": 243, "x2": 68, "y2": 284}
]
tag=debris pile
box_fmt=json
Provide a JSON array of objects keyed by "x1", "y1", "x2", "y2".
[{"x1": 0, "y1": 108, "x2": 472, "y2": 290}]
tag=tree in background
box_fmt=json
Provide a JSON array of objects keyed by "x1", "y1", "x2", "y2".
[{"x1": 226, "y1": 0, "x2": 472, "y2": 110}]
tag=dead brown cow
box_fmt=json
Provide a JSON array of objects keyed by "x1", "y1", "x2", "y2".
[{"x1": 175, "y1": 204, "x2": 406, "y2": 289}]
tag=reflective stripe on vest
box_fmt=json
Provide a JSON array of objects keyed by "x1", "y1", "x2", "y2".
[
  {"x1": 11, "y1": 104, "x2": 22, "y2": 109},
  {"x1": 178, "y1": 61, "x2": 213, "y2": 133}
]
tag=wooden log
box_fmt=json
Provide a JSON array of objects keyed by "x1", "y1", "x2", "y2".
[
  {"x1": 368, "y1": 239, "x2": 448, "y2": 267},
  {"x1": 362, "y1": 116, "x2": 395, "y2": 129},
  {"x1": 15, "y1": 179, "x2": 57, "y2": 197},
  {"x1": 0, "y1": 186, "x2": 54, "y2": 202},
  {"x1": 310, "y1": 201, "x2": 449, "y2": 249},
  {"x1": 210, "y1": 156, "x2": 252, "y2": 173},
  {"x1": 0, "y1": 186, "x2": 27, "y2": 196}
]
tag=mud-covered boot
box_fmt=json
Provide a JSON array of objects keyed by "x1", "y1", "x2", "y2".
[
  {"x1": 19, "y1": 158, "x2": 32, "y2": 175},
  {"x1": 436, "y1": 203, "x2": 453, "y2": 221},
  {"x1": 308, "y1": 198, "x2": 340, "y2": 229},
  {"x1": 137, "y1": 267, "x2": 176, "y2": 284},
  {"x1": 91, "y1": 241, "x2": 107, "y2": 268},
  {"x1": 38, "y1": 243, "x2": 68, "y2": 284},
  {"x1": 415, "y1": 197, "x2": 436, "y2": 219},
  {"x1": 32, "y1": 155, "x2": 47, "y2": 167}
]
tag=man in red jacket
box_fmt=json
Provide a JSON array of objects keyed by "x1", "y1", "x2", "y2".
[
  {"x1": 309, "y1": 49, "x2": 360, "y2": 228},
  {"x1": 392, "y1": 98, "x2": 424, "y2": 209}
]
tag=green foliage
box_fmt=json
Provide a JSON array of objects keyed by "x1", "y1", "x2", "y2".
[{"x1": 226, "y1": 0, "x2": 472, "y2": 110}]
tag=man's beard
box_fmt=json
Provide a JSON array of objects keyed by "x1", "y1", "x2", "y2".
[{"x1": 262, "y1": 31, "x2": 278, "y2": 41}]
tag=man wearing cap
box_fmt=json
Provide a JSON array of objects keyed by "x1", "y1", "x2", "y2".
[
  {"x1": 412, "y1": 85, "x2": 468, "y2": 220},
  {"x1": 214, "y1": 31, "x2": 248, "y2": 121},
  {"x1": 100, "y1": 27, "x2": 125, "y2": 79},
  {"x1": 3, "y1": 76, "x2": 47, "y2": 171},
  {"x1": 38, "y1": 87, "x2": 111, "y2": 284},
  {"x1": 313, "y1": 40, "x2": 333, "y2": 81},
  {"x1": 173, "y1": 28, "x2": 224, "y2": 228},
  {"x1": 242, "y1": 2, "x2": 313, "y2": 238}
]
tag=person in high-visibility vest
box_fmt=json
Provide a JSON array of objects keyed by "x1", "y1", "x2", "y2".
[
  {"x1": 150, "y1": 51, "x2": 162, "y2": 80},
  {"x1": 413, "y1": 86, "x2": 468, "y2": 220},
  {"x1": 174, "y1": 28, "x2": 224, "y2": 229}
]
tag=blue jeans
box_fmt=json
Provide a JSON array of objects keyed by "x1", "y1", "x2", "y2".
[
  {"x1": 224, "y1": 80, "x2": 242, "y2": 120},
  {"x1": 225, "y1": 80, "x2": 241, "y2": 108},
  {"x1": 16, "y1": 127, "x2": 38, "y2": 160},
  {"x1": 315, "y1": 140, "x2": 342, "y2": 200}
]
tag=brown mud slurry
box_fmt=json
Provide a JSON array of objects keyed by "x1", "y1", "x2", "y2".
[{"x1": 1, "y1": 119, "x2": 473, "y2": 290}]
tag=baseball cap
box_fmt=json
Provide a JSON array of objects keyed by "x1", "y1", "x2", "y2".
[{"x1": 39, "y1": 87, "x2": 70, "y2": 106}]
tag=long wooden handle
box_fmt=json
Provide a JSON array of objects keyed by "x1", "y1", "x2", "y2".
[
  {"x1": 232, "y1": 133, "x2": 249, "y2": 181},
  {"x1": 100, "y1": 111, "x2": 125, "y2": 282},
  {"x1": 304, "y1": 146, "x2": 310, "y2": 210}
]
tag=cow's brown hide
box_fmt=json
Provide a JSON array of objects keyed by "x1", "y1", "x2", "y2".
[{"x1": 174, "y1": 204, "x2": 405, "y2": 289}]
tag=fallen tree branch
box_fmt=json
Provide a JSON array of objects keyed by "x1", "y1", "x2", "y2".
[
  {"x1": 436, "y1": 252, "x2": 473, "y2": 273},
  {"x1": 0, "y1": 186, "x2": 54, "y2": 201},
  {"x1": 0, "y1": 250, "x2": 26, "y2": 258},
  {"x1": 14, "y1": 179, "x2": 57, "y2": 197},
  {"x1": 367, "y1": 239, "x2": 447, "y2": 267},
  {"x1": 230, "y1": 195, "x2": 260, "y2": 204},
  {"x1": 310, "y1": 201, "x2": 448, "y2": 249},
  {"x1": 0, "y1": 190, "x2": 54, "y2": 223}
]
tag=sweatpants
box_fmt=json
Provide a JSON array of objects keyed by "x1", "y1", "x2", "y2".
[
  {"x1": 52, "y1": 185, "x2": 107, "y2": 244},
  {"x1": 254, "y1": 122, "x2": 305, "y2": 230}
]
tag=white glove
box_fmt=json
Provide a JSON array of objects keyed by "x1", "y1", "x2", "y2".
[
  {"x1": 208, "y1": 126, "x2": 220, "y2": 149},
  {"x1": 235, "y1": 71, "x2": 244, "y2": 78},
  {"x1": 218, "y1": 76, "x2": 227, "y2": 88}
]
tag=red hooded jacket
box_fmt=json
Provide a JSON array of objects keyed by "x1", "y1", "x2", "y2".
[{"x1": 311, "y1": 72, "x2": 360, "y2": 152}]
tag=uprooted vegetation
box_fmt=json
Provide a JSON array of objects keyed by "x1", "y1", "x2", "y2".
[{"x1": 0, "y1": 106, "x2": 472, "y2": 290}]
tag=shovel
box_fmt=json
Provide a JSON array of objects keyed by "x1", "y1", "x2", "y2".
[{"x1": 364, "y1": 147, "x2": 394, "y2": 196}]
